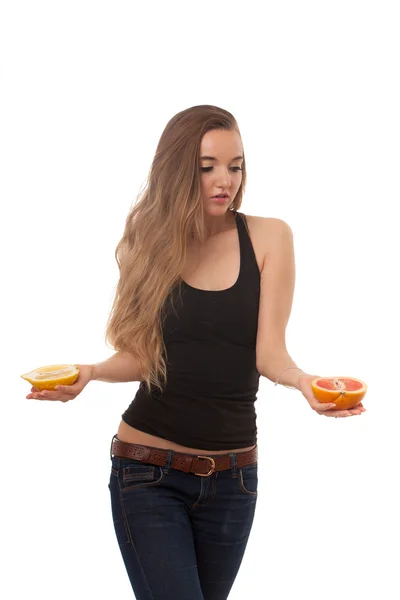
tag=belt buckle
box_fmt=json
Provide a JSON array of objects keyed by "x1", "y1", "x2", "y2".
[{"x1": 195, "y1": 456, "x2": 215, "y2": 477}]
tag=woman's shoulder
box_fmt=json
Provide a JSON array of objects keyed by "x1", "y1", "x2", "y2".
[
  {"x1": 241, "y1": 214, "x2": 293, "y2": 272},
  {"x1": 242, "y1": 213, "x2": 292, "y2": 236}
]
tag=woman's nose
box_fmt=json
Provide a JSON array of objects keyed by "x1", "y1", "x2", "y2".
[{"x1": 215, "y1": 173, "x2": 231, "y2": 187}]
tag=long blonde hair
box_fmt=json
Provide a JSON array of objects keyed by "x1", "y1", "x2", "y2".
[{"x1": 104, "y1": 105, "x2": 247, "y2": 393}]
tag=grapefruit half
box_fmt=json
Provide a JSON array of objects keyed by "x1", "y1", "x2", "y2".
[{"x1": 311, "y1": 376, "x2": 367, "y2": 410}]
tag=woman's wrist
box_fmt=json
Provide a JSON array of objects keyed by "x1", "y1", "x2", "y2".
[
  {"x1": 275, "y1": 367, "x2": 316, "y2": 390},
  {"x1": 88, "y1": 364, "x2": 98, "y2": 381},
  {"x1": 288, "y1": 370, "x2": 312, "y2": 390},
  {"x1": 274, "y1": 366, "x2": 304, "y2": 389},
  {"x1": 295, "y1": 372, "x2": 319, "y2": 390}
]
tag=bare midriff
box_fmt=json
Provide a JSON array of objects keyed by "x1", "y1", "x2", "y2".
[{"x1": 116, "y1": 420, "x2": 256, "y2": 455}]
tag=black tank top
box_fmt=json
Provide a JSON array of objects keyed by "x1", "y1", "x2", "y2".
[{"x1": 121, "y1": 211, "x2": 261, "y2": 450}]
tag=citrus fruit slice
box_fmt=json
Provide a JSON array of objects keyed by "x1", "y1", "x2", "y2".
[
  {"x1": 311, "y1": 376, "x2": 367, "y2": 410},
  {"x1": 21, "y1": 364, "x2": 79, "y2": 391}
]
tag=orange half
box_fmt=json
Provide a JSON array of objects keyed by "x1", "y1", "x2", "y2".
[
  {"x1": 311, "y1": 376, "x2": 367, "y2": 410},
  {"x1": 21, "y1": 364, "x2": 79, "y2": 391}
]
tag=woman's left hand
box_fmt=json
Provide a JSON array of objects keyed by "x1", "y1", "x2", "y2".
[{"x1": 297, "y1": 374, "x2": 367, "y2": 418}]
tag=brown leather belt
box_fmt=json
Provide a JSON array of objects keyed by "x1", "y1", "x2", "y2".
[{"x1": 111, "y1": 436, "x2": 258, "y2": 477}]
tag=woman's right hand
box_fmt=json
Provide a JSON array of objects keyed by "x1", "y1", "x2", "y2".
[{"x1": 26, "y1": 364, "x2": 95, "y2": 403}]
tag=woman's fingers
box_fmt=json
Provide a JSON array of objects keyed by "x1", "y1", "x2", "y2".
[
  {"x1": 311, "y1": 399, "x2": 366, "y2": 417},
  {"x1": 321, "y1": 408, "x2": 364, "y2": 417},
  {"x1": 310, "y1": 400, "x2": 337, "y2": 412},
  {"x1": 26, "y1": 388, "x2": 78, "y2": 402}
]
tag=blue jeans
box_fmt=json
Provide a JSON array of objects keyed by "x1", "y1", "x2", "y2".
[{"x1": 108, "y1": 436, "x2": 258, "y2": 600}]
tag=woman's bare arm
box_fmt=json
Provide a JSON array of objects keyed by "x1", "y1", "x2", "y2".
[{"x1": 91, "y1": 351, "x2": 143, "y2": 383}]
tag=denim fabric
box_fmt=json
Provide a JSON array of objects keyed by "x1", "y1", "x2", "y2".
[{"x1": 108, "y1": 437, "x2": 258, "y2": 600}]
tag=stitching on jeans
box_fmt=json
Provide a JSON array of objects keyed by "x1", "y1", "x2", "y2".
[
  {"x1": 122, "y1": 466, "x2": 155, "y2": 482},
  {"x1": 189, "y1": 476, "x2": 205, "y2": 512},
  {"x1": 195, "y1": 473, "x2": 217, "y2": 508},
  {"x1": 190, "y1": 474, "x2": 218, "y2": 511},
  {"x1": 118, "y1": 488, "x2": 155, "y2": 599},
  {"x1": 121, "y1": 467, "x2": 165, "y2": 492},
  {"x1": 238, "y1": 467, "x2": 258, "y2": 496},
  {"x1": 118, "y1": 487, "x2": 133, "y2": 544}
]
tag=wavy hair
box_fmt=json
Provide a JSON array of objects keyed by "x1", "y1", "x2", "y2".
[{"x1": 104, "y1": 105, "x2": 246, "y2": 393}]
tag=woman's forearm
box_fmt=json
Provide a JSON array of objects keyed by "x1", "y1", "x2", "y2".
[
  {"x1": 90, "y1": 351, "x2": 143, "y2": 383},
  {"x1": 258, "y1": 351, "x2": 316, "y2": 390}
]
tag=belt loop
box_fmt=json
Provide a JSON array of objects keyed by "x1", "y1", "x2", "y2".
[
  {"x1": 229, "y1": 452, "x2": 238, "y2": 478},
  {"x1": 164, "y1": 449, "x2": 174, "y2": 474}
]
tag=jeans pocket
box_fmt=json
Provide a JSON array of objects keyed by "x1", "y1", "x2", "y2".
[
  {"x1": 238, "y1": 463, "x2": 258, "y2": 496},
  {"x1": 120, "y1": 459, "x2": 165, "y2": 492}
]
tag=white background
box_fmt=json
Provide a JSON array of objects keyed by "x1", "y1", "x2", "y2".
[{"x1": 1, "y1": 1, "x2": 399, "y2": 598}]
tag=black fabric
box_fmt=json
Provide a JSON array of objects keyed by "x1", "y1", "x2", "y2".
[{"x1": 121, "y1": 211, "x2": 261, "y2": 450}]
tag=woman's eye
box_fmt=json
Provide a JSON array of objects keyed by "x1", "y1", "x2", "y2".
[{"x1": 201, "y1": 167, "x2": 242, "y2": 172}]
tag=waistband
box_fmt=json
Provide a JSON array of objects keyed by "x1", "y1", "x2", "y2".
[{"x1": 110, "y1": 436, "x2": 258, "y2": 477}]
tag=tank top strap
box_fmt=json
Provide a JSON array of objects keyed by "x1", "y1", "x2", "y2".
[{"x1": 234, "y1": 211, "x2": 260, "y2": 284}]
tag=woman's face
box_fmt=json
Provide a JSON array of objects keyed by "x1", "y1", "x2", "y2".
[{"x1": 199, "y1": 129, "x2": 244, "y2": 215}]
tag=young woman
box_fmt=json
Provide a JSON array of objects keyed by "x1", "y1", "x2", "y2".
[{"x1": 27, "y1": 105, "x2": 365, "y2": 599}]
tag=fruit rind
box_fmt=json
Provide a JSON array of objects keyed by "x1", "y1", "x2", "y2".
[{"x1": 311, "y1": 376, "x2": 367, "y2": 411}]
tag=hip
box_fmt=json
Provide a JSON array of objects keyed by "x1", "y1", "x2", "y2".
[
  {"x1": 117, "y1": 419, "x2": 256, "y2": 455},
  {"x1": 109, "y1": 434, "x2": 259, "y2": 501}
]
